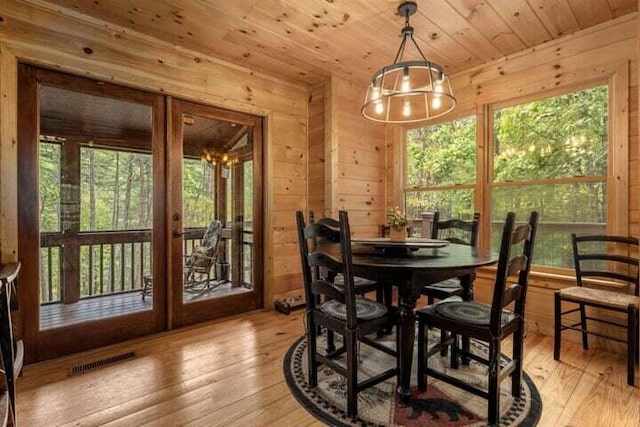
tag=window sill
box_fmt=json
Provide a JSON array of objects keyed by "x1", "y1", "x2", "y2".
[{"x1": 476, "y1": 265, "x2": 629, "y2": 292}]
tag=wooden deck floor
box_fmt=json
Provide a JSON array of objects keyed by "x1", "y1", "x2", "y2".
[
  {"x1": 18, "y1": 309, "x2": 640, "y2": 426},
  {"x1": 40, "y1": 283, "x2": 250, "y2": 329}
]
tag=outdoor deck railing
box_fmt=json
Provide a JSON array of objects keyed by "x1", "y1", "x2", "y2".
[
  {"x1": 40, "y1": 227, "x2": 254, "y2": 304},
  {"x1": 40, "y1": 230, "x2": 153, "y2": 304}
]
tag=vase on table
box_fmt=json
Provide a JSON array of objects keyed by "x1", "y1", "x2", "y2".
[{"x1": 389, "y1": 227, "x2": 406, "y2": 241}]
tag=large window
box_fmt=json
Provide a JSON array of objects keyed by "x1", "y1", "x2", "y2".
[
  {"x1": 491, "y1": 86, "x2": 608, "y2": 268},
  {"x1": 404, "y1": 116, "x2": 477, "y2": 236},
  {"x1": 404, "y1": 84, "x2": 611, "y2": 269}
]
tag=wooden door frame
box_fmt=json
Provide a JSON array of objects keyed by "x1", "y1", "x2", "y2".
[
  {"x1": 168, "y1": 98, "x2": 264, "y2": 328},
  {"x1": 17, "y1": 64, "x2": 167, "y2": 362}
]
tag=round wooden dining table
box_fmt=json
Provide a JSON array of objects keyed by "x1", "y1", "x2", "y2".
[{"x1": 348, "y1": 241, "x2": 499, "y2": 403}]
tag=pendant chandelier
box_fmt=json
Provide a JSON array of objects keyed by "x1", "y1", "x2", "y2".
[
  {"x1": 361, "y1": 1, "x2": 456, "y2": 124},
  {"x1": 200, "y1": 149, "x2": 238, "y2": 167}
]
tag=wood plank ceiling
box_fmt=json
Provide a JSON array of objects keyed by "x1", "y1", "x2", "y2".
[{"x1": 42, "y1": 0, "x2": 637, "y2": 86}]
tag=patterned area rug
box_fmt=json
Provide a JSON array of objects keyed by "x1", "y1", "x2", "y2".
[{"x1": 283, "y1": 332, "x2": 541, "y2": 426}]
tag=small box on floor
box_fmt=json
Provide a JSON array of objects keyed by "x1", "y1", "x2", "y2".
[{"x1": 275, "y1": 296, "x2": 305, "y2": 314}]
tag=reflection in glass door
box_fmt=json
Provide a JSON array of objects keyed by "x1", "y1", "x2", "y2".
[{"x1": 170, "y1": 99, "x2": 263, "y2": 328}]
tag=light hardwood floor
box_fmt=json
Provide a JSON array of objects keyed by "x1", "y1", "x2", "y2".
[{"x1": 16, "y1": 309, "x2": 640, "y2": 426}]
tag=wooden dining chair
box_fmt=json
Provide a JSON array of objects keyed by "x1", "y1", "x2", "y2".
[
  {"x1": 421, "y1": 212, "x2": 481, "y2": 304},
  {"x1": 310, "y1": 213, "x2": 385, "y2": 303},
  {"x1": 421, "y1": 212, "x2": 480, "y2": 356},
  {"x1": 416, "y1": 211, "x2": 538, "y2": 426},
  {"x1": 554, "y1": 234, "x2": 640, "y2": 386},
  {"x1": 308, "y1": 212, "x2": 391, "y2": 349},
  {"x1": 296, "y1": 210, "x2": 398, "y2": 418}
]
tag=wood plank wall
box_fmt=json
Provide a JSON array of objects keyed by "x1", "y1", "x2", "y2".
[
  {"x1": 307, "y1": 84, "x2": 325, "y2": 217},
  {"x1": 287, "y1": 78, "x2": 385, "y2": 300},
  {"x1": 0, "y1": 45, "x2": 18, "y2": 265},
  {"x1": 385, "y1": 13, "x2": 639, "y2": 349},
  {"x1": 0, "y1": 0, "x2": 308, "y2": 308},
  {"x1": 326, "y1": 77, "x2": 386, "y2": 237}
]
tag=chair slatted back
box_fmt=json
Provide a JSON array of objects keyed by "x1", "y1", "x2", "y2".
[
  {"x1": 337, "y1": 210, "x2": 359, "y2": 327},
  {"x1": 431, "y1": 212, "x2": 480, "y2": 247},
  {"x1": 201, "y1": 220, "x2": 222, "y2": 248},
  {"x1": 297, "y1": 211, "x2": 322, "y2": 311},
  {"x1": 307, "y1": 212, "x2": 340, "y2": 282},
  {"x1": 305, "y1": 222, "x2": 340, "y2": 246},
  {"x1": 317, "y1": 216, "x2": 340, "y2": 229},
  {"x1": 296, "y1": 210, "x2": 359, "y2": 327},
  {"x1": 306, "y1": 250, "x2": 347, "y2": 304},
  {"x1": 490, "y1": 212, "x2": 538, "y2": 335},
  {"x1": 571, "y1": 234, "x2": 639, "y2": 296}
]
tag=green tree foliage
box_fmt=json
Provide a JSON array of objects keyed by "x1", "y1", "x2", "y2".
[
  {"x1": 491, "y1": 87, "x2": 607, "y2": 267},
  {"x1": 183, "y1": 158, "x2": 216, "y2": 228},
  {"x1": 406, "y1": 117, "x2": 476, "y2": 188},
  {"x1": 405, "y1": 117, "x2": 476, "y2": 221},
  {"x1": 80, "y1": 147, "x2": 153, "y2": 231},
  {"x1": 39, "y1": 142, "x2": 61, "y2": 232},
  {"x1": 494, "y1": 87, "x2": 607, "y2": 182}
]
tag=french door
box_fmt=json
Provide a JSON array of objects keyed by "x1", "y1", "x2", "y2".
[
  {"x1": 168, "y1": 99, "x2": 263, "y2": 328},
  {"x1": 18, "y1": 65, "x2": 167, "y2": 362},
  {"x1": 17, "y1": 65, "x2": 264, "y2": 361}
]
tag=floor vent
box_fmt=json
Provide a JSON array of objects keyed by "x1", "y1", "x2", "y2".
[{"x1": 69, "y1": 351, "x2": 137, "y2": 376}]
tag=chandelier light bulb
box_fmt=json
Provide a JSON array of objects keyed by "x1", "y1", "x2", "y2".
[
  {"x1": 432, "y1": 96, "x2": 442, "y2": 110},
  {"x1": 375, "y1": 101, "x2": 384, "y2": 115},
  {"x1": 372, "y1": 85, "x2": 380, "y2": 100},
  {"x1": 403, "y1": 100, "x2": 411, "y2": 117},
  {"x1": 401, "y1": 68, "x2": 410, "y2": 92}
]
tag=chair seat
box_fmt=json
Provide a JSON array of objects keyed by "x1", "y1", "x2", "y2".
[
  {"x1": 426, "y1": 278, "x2": 460, "y2": 289},
  {"x1": 332, "y1": 274, "x2": 377, "y2": 288},
  {"x1": 320, "y1": 297, "x2": 388, "y2": 321},
  {"x1": 424, "y1": 300, "x2": 516, "y2": 327},
  {"x1": 421, "y1": 278, "x2": 464, "y2": 300},
  {"x1": 558, "y1": 286, "x2": 640, "y2": 310}
]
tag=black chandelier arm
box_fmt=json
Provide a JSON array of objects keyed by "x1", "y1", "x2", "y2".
[
  {"x1": 409, "y1": 33, "x2": 429, "y2": 65},
  {"x1": 392, "y1": 33, "x2": 409, "y2": 65}
]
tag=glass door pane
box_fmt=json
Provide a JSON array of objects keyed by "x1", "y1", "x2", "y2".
[
  {"x1": 181, "y1": 115, "x2": 253, "y2": 301},
  {"x1": 170, "y1": 100, "x2": 263, "y2": 328},
  {"x1": 39, "y1": 85, "x2": 154, "y2": 329}
]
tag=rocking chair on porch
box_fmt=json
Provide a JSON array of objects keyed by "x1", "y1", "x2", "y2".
[
  {"x1": 184, "y1": 220, "x2": 223, "y2": 292},
  {"x1": 141, "y1": 220, "x2": 224, "y2": 299}
]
